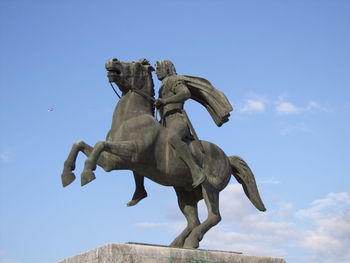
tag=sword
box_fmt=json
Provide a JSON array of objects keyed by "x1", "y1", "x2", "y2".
[{"x1": 181, "y1": 109, "x2": 205, "y2": 154}]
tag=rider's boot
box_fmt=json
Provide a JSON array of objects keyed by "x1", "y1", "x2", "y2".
[
  {"x1": 174, "y1": 143, "x2": 206, "y2": 188},
  {"x1": 127, "y1": 173, "x2": 148, "y2": 207}
]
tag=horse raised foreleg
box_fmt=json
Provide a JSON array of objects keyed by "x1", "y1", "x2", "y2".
[
  {"x1": 81, "y1": 140, "x2": 137, "y2": 186},
  {"x1": 61, "y1": 141, "x2": 94, "y2": 187},
  {"x1": 183, "y1": 183, "x2": 221, "y2": 248},
  {"x1": 170, "y1": 187, "x2": 201, "y2": 248},
  {"x1": 62, "y1": 140, "x2": 111, "y2": 187}
]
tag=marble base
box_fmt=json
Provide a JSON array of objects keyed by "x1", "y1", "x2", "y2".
[{"x1": 57, "y1": 243, "x2": 286, "y2": 263}]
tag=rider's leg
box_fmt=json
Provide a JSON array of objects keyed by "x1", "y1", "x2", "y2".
[
  {"x1": 127, "y1": 173, "x2": 148, "y2": 207},
  {"x1": 169, "y1": 135, "x2": 206, "y2": 188}
]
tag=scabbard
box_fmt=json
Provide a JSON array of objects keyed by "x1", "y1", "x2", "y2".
[{"x1": 181, "y1": 109, "x2": 205, "y2": 154}]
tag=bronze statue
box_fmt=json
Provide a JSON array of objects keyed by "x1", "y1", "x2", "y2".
[
  {"x1": 128, "y1": 60, "x2": 211, "y2": 206},
  {"x1": 61, "y1": 58, "x2": 266, "y2": 249}
]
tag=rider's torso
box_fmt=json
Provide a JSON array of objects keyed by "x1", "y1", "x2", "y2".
[{"x1": 159, "y1": 77, "x2": 185, "y2": 120}]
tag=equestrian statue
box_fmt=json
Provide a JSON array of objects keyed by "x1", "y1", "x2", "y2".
[{"x1": 61, "y1": 58, "x2": 266, "y2": 249}]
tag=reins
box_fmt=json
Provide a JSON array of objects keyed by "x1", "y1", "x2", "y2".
[
  {"x1": 109, "y1": 82, "x2": 121, "y2": 99},
  {"x1": 130, "y1": 88, "x2": 158, "y2": 121},
  {"x1": 109, "y1": 82, "x2": 155, "y2": 102},
  {"x1": 109, "y1": 82, "x2": 158, "y2": 120},
  {"x1": 130, "y1": 87, "x2": 155, "y2": 103}
]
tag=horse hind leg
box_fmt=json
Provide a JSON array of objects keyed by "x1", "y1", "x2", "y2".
[
  {"x1": 183, "y1": 183, "x2": 221, "y2": 248},
  {"x1": 170, "y1": 187, "x2": 201, "y2": 248}
]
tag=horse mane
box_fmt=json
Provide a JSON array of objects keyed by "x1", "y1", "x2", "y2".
[
  {"x1": 145, "y1": 69, "x2": 156, "y2": 117},
  {"x1": 138, "y1": 58, "x2": 156, "y2": 116}
]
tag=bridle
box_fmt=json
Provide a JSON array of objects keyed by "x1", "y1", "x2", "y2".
[
  {"x1": 109, "y1": 81, "x2": 158, "y2": 120},
  {"x1": 109, "y1": 82, "x2": 121, "y2": 99},
  {"x1": 109, "y1": 82, "x2": 155, "y2": 103}
]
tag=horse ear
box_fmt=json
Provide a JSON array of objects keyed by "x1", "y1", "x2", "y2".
[
  {"x1": 139, "y1": 58, "x2": 150, "y2": 65},
  {"x1": 138, "y1": 59, "x2": 154, "y2": 72}
]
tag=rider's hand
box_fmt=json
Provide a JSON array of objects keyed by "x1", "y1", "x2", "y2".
[{"x1": 154, "y1": 98, "x2": 166, "y2": 109}]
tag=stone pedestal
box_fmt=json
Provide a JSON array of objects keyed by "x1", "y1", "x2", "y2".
[{"x1": 57, "y1": 243, "x2": 285, "y2": 263}]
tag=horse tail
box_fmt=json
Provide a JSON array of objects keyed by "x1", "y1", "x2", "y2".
[{"x1": 228, "y1": 155, "x2": 266, "y2": 211}]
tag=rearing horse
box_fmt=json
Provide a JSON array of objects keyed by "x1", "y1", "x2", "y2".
[{"x1": 61, "y1": 58, "x2": 266, "y2": 249}]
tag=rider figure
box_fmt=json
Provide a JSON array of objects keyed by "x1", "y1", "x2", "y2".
[
  {"x1": 126, "y1": 60, "x2": 206, "y2": 206},
  {"x1": 154, "y1": 60, "x2": 206, "y2": 187}
]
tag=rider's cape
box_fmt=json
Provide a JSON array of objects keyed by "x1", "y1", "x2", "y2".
[{"x1": 178, "y1": 75, "x2": 233, "y2": 127}]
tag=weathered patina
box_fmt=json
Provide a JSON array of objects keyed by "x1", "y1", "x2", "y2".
[{"x1": 61, "y1": 58, "x2": 266, "y2": 249}]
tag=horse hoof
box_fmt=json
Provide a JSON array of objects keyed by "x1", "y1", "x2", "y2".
[
  {"x1": 183, "y1": 237, "x2": 199, "y2": 249},
  {"x1": 81, "y1": 170, "x2": 96, "y2": 186},
  {"x1": 61, "y1": 171, "x2": 76, "y2": 187},
  {"x1": 169, "y1": 238, "x2": 184, "y2": 248}
]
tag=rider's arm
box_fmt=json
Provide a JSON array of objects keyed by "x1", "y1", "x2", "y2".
[{"x1": 163, "y1": 82, "x2": 191, "y2": 104}]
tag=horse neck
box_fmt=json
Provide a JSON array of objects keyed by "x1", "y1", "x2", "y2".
[{"x1": 111, "y1": 75, "x2": 154, "y2": 128}]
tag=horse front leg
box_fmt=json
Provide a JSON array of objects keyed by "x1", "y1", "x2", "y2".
[
  {"x1": 62, "y1": 140, "x2": 111, "y2": 187},
  {"x1": 81, "y1": 140, "x2": 137, "y2": 186},
  {"x1": 62, "y1": 141, "x2": 94, "y2": 187}
]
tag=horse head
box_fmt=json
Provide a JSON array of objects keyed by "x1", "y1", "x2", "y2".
[{"x1": 105, "y1": 58, "x2": 155, "y2": 95}]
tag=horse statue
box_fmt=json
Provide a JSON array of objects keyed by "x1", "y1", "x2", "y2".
[{"x1": 61, "y1": 58, "x2": 266, "y2": 249}]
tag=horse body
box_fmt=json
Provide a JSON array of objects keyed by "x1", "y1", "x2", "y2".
[{"x1": 61, "y1": 58, "x2": 265, "y2": 249}]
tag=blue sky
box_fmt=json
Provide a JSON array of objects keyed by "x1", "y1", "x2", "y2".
[{"x1": 0, "y1": 1, "x2": 349, "y2": 263}]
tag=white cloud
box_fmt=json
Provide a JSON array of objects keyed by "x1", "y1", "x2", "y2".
[
  {"x1": 297, "y1": 192, "x2": 350, "y2": 219},
  {"x1": 307, "y1": 101, "x2": 321, "y2": 110},
  {"x1": 135, "y1": 222, "x2": 159, "y2": 228},
  {"x1": 260, "y1": 178, "x2": 281, "y2": 185},
  {"x1": 0, "y1": 260, "x2": 22, "y2": 263},
  {"x1": 297, "y1": 193, "x2": 350, "y2": 263},
  {"x1": 136, "y1": 186, "x2": 350, "y2": 263},
  {"x1": 275, "y1": 97, "x2": 328, "y2": 115},
  {"x1": 0, "y1": 153, "x2": 11, "y2": 163},
  {"x1": 218, "y1": 184, "x2": 258, "y2": 222},
  {"x1": 279, "y1": 122, "x2": 310, "y2": 135},
  {"x1": 277, "y1": 202, "x2": 295, "y2": 219},
  {"x1": 202, "y1": 226, "x2": 287, "y2": 257},
  {"x1": 276, "y1": 101, "x2": 302, "y2": 114},
  {"x1": 200, "y1": 184, "x2": 296, "y2": 258},
  {"x1": 306, "y1": 101, "x2": 332, "y2": 112},
  {"x1": 301, "y1": 211, "x2": 350, "y2": 261},
  {"x1": 238, "y1": 93, "x2": 328, "y2": 116},
  {"x1": 0, "y1": 148, "x2": 15, "y2": 163},
  {"x1": 135, "y1": 221, "x2": 186, "y2": 231},
  {"x1": 0, "y1": 252, "x2": 22, "y2": 263},
  {"x1": 209, "y1": 188, "x2": 350, "y2": 262},
  {"x1": 135, "y1": 222, "x2": 170, "y2": 228},
  {"x1": 204, "y1": 189, "x2": 350, "y2": 262},
  {"x1": 239, "y1": 99, "x2": 266, "y2": 113}
]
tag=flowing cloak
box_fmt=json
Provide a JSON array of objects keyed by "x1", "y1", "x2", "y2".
[{"x1": 174, "y1": 75, "x2": 233, "y2": 127}]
